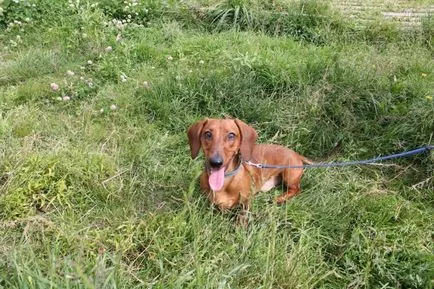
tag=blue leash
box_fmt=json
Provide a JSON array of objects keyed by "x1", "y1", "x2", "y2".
[{"x1": 244, "y1": 145, "x2": 434, "y2": 169}]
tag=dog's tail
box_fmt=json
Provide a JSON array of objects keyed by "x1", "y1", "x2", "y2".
[
  {"x1": 301, "y1": 141, "x2": 343, "y2": 165},
  {"x1": 301, "y1": 156, "x2": 314, "y2": 165}
]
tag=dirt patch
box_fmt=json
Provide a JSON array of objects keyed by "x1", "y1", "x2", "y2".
[{"x1": 330, "y1": 0, "x2": 434, "y2": 28}]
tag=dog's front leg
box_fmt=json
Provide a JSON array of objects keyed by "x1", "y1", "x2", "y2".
[{"x1": 236, "y1": 197, "x2": 252, "y2": 227}]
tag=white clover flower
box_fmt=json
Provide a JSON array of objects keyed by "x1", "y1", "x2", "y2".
[
  {"x1": 105, "y1": 46, "x2": 113, "y2": 52},
  {"x1": 62, "y1": 95, "x2": 71, "y2": 101},
  {"x1": 167, "y1": 55, "x2": 173, "y2": 61},
  {"x1": 66, "y1": 70, "x2": 75, "y2": 76},
  {"x1": 143, "y1": 81, "x2": 150, "y2": 88},
  {"x1": 87, "y1": 60, "x2": 93, "y2": 65},
  {"x1": 110, "y1": 104, "x2": 117, "y2": 110},
  {"x1": 50, "y1": 83, "x2": 59, "y2": 91}
]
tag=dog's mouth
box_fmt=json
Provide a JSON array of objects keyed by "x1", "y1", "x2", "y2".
[{"x1": 208, "y1": 166, "x2": 225, "y2": 191}]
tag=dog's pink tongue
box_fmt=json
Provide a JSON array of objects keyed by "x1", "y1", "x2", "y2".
[{"x1": 209, "y1": 167, "x2": 225, "y2": 191}]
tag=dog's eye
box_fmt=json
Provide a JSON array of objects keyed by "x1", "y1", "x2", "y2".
[
  {"x1": 204, "y1": 131, "x2": 212, "y2": 140},
  {"x1": 227, "y1": 132, "x2": 236, "y2": 141}
]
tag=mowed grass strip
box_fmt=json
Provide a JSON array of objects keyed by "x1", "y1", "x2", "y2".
[{"x1": 0, "y1": 1, "x2": 433, "y2": 288}]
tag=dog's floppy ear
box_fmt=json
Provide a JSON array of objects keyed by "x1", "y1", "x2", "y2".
[
  {"x1": 234, "y1": 119, "x2": 258, "y2": 161},
  {"x1": 187, "y1": 119, "x2": 207, "y2": 159}
]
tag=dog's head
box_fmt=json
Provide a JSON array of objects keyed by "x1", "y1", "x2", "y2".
[{"x1": 187, "y1": 118, "x2": 257, "y2": 190}]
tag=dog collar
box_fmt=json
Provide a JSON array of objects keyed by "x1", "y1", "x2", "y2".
[
  {"x1": 205, "y1": 154, "x2": 243, "y2": 178},
  {"x1": 223, "y1": 155, "x2": 242, "y2": 178}
]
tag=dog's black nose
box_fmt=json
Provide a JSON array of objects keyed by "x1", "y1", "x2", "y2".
[{"x1": 209, "y1": 155, "x2": 223, "y2": 168}]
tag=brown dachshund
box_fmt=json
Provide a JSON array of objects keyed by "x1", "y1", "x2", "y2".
[{"x1": 187, "y1": 118, "x2": 313, "y2": 212}]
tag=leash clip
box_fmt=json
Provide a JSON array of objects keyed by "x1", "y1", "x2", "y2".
[{"x1": 245, "y1": 160, "x2": 263, "y2": 169}]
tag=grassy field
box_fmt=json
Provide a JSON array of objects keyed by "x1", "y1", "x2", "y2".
[{"x1": 1, "y1": 0, "x2": 434, "y2": 288}]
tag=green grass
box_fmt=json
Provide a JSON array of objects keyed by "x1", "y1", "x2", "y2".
[{"x1": 1, "y1": 0, "x2": 433, "y2": 288}]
